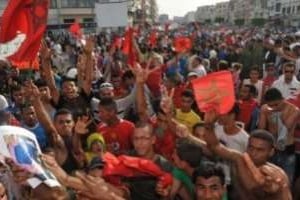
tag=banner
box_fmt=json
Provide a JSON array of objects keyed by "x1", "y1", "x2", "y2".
[
  {"x1": 95, "y1": 1, "x2": 128, "y2": 28},
  {"x1": 0, "y1": 126, "x2": 60, "y2": 188},
  {"x1": 192, "y1": 71, "x2": 235, "y2": 114},
  {"x1": 0, "y1": 0, "x2": 49, "y2": 69}
]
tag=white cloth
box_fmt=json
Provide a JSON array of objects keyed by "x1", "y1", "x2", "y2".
[
  {"x1": 272, "y1": 75, "x2": 300, "y2": 99},
  {"x1": 214, "y1": 123, "x2": 249, "y2": 184},
  {"x1": 191, "y1": 65, "x2": 207, "y2": 78}
]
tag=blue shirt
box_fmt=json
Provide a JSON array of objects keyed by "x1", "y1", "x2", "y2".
[{"x1": 22, "y1": 123, "x2": 49, "y2": 151}]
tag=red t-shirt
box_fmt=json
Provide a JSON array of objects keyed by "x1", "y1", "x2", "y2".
[
  {"x1": 151, "y1": 120, "x2": 176, "y2": 161},
  {"x1": 237, "y1": 99, "x2": 258, "y2": 128},
  {"x1": 146, "y1": 67, "x2": 163, "y2": 97},
  {"x1": 172, "y1": 84, "x2": 186, "y2": 109},
  {"x1": 98, "y1": 119, "x2": 135, "y2": 155},
  {"x1": 263, "y1": 76, "x2": 277, "y2": 91}
]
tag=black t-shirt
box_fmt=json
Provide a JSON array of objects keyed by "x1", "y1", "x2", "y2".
[
  {"x1": 56, "y1": 90, "x2": 91, "y2": 117},
  {"x1": 123, "y1": 154, "x2": 173, "y2": 200}
]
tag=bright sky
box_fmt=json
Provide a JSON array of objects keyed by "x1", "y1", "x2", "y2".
[{"x1": 157, "y1": 0, "x2": 228, "y2": 18}]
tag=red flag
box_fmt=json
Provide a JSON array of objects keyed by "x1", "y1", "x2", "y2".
[
  {"x1": 173, "y1": 37, "x2": 192, "y2": 53},
  {"x1": 191, "y1": 71, "x2": 235, "y2": 114},
  {"x1": 148, "y1": 31, "x2": 157, "y2": 48},
  {"x1": 0, "y1": 0, "x2": 49, "y2": 69},
  {"x1": 102, "y1": 153, "x2": 173, "y2": 188},
  {"x1": 111, "y1": 37, "x2": 122, "y2": 49},
  {"x1": 122, "y1": 27, "x2": 137, "y2": 66},
  {"x1": 69, "y1": 22, "x2": 82, "y2": 38}
]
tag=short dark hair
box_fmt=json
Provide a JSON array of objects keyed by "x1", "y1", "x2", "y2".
[
  {"x1": 250, "y1": 129, "x2": 275, "y2": 148},
  {"x1": 243, "y1": 84, "x2": 257, "y2": 97},
  {"x1": 250, "y1": 66, "x2": 260, "y2": 73},
  {"x1": 98, "y1": 97, "x2": 117, "y2": 112},
  {"x1": 54, "y1": 108, "x2": 73, "y2": 121},
  {"x1": 176, "y1": 138, "x2": 203, "y2": 168},
  {"x1": 283, "y1": 62, "x2": 296, "y2": 70},
  {"x1": 35, "y1": 79, "x2": 48, "y2": 88},
  {"x1": 11, "y1": 84, "x2": 22, "y2": 93},
  {"x1": 122, "y1": 70, "x2": 135, "y2": 81},
  {"x1": 61, "y1": 76, "x2": 76, "y2": 87},
  {"x1": 20, "y1": 103, "x2": 33, "y2": 113},
  {"x1": 181, "y1": 89, "x2": 194, "y2": 99},
  {"x1": 193, "y1": 161, "x2": 225, "y2": 185},
  {"x1": 134, "y1": 121, "x2": 154, "y2": 136},
  {"x1": 264, "y1": 88, "x2": 283, "y2": 102},
  {"x1": 192, "y1": 122, "x2": 205, "y2": 132}
]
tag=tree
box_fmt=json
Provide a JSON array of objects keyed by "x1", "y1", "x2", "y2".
[
  {"x1": 251, "y1": 18, "x2": 266, "y2": 27},
  {"x1": 215, "y1": 17, "x2": 225, "y2": 23},
  {"x1": 234, "y1": 19, "x2": 245, "y2": 26},
  {"x1": 205, "y1": 19, "x2": 212, "y2": 24}
]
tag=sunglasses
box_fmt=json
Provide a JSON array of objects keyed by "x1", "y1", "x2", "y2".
[{"x1": 284, "y1": 70, "x2": 294, "y2": 74}]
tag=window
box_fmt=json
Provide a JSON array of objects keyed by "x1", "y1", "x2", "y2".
[
  {"x1": 50, "y1": 0, "x2": 57, "y2": 8},
  {"x1": 297, "y1": 5, "x2": 300, "y2": 13},
  {"x1": 83, "y1": 18, "x2": 94, "y2": 23},
  {"x1": 61, "y1": 0, "x2": 95, "y2": 8},
  {"x1": 63, "y1": 18, "x2": 75, "y2": 24},
  {"x1": 282, "y1": 7, "x2": 286, "y2": 14},
  {"x1": 275, "y1": 3, "x2": 281, "y2": 12},
  {"x1": 287, "y1": 6, "x2": 291, "y2": 14},
  {"x1": 292, "y1": 6, "x2": 295, "y2": 13}
]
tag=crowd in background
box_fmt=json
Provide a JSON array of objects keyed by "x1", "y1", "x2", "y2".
[{"x1": 0, "y1": 24, "x2": 300, "y2": 200}]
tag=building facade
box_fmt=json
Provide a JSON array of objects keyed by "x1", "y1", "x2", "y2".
[
  {"x1": 195, "y1": 5, "x2": 216, "y2": 23},
  {"x1": 215, "y1": 1, "x2": 230, "y2": 22},
  {"x1": 183, "y1": 11, "x2": 196, "y2": 24},
  {"x1": 268, "y1": 0, "x2": 300, "y2": 26}
]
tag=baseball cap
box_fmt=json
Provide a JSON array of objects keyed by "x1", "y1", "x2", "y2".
[
  {"x1": 66, "y1": 68, "x2": 78, "y2": 79},
  {"x1": 99, "y1": 82, "x2": 114, "y2": 91},
  {"x1": 87, "y1": 156, "x2": 106, "y2": 171},
  {"x1": 187, "y1": 72, "x2": 199, "y2": 78}
]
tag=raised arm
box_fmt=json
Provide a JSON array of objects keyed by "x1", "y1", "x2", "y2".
[
  {"x1": 81, "y1": 37, "x2": 95, "y2": 96},
  {"x1": 40, "y1": 41, "x2": 60, "y2": 104},
  {"x1": 134, "y1": 62, "x2": 151, "y2": 122},
  {"x1": 203, "y1": 111, "x2": 242, "y2": 162},
  {"x1": 24, "y1": 81, "x2": 67, "y2": 164}
]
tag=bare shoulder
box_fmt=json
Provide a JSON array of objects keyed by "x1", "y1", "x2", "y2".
[{"x1": 265, "y1": 162, "x2": 289, "y2": 180}]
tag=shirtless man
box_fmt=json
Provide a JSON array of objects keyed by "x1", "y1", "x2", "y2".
[
  {"x1": 259, "y1": 87, "x2": 299, "y2": 182},
  {"x1": 159, "y1": 85, "x2": 291, "y2": 200},
  {"x1": 203, "y1": 111, "x2": 291, "y2": 200}
]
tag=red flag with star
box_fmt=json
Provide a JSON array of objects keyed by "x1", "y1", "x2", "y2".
[
  {"x1": 191, "y1": 70, "x2": 235, "y2": 114},
  {"x1": 0, "y1": 0, "x2": 49, "y2": 69},
  {"x1": 173, "y1": 37, "x2": 192, "y2": 53}
]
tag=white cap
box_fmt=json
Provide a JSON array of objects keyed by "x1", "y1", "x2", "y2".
[
  {"x1": 290, "y1": 42, "x2": 300, "y2": 50},
  {"x1": 187, "y1": 72, "x2": 199, "y2": 77},
  {"x1": 0, "y1": 95, "x2": 9, "y2": 111},
  {"x1": 295, "y1": 31, "x2": 300, "y2": 37},
  {"x1": 66, "y1": 68, "x2": 78, "y2": 79}
]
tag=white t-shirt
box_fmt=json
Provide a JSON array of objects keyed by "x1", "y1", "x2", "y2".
[
  {"x1": 272, "y1": 75, "x2": 300, "y2": 99},
  {"x1": 191, "y1": 64, "x2": 207, "y2": 77},
  {"x1": 214, "y1": 123, "x2": 249, "y2": 184}
]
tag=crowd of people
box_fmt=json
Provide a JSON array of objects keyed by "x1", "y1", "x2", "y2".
[{"x1": 0, "y1": 25, "x2": 300, "y2": 200}]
